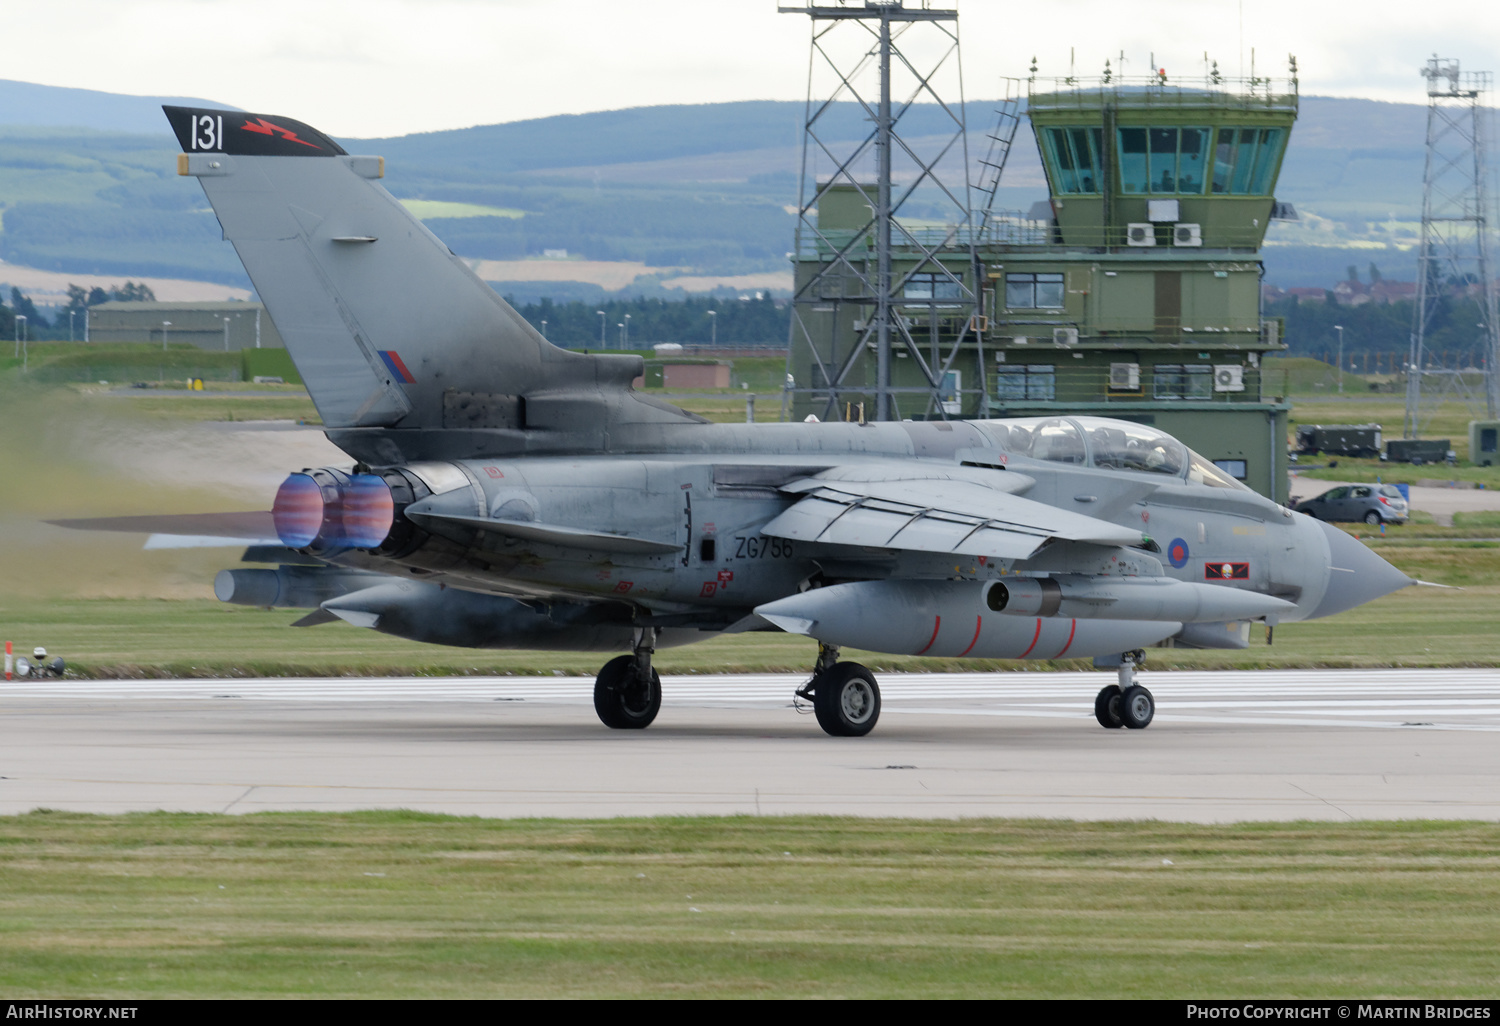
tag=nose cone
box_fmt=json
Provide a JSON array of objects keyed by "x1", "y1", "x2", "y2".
[{"x1": 1308, "y1": 520, "x2": 1414, "y2": 619}]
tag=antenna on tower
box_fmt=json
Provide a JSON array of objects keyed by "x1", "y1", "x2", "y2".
[{"x1": 1405, "y1": 56, "x2": 1500, "y2": 435}]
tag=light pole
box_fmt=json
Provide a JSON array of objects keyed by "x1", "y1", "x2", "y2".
[
  {"x1": 1334, "y1": 325, "x2": 1344, "y2": 394},
  {"x1": 597, "y1": 310, "x2": 606, "y2": 349},
  {"x1": 69, "y1": 308, "x2": 76, "y2": 343},
  {"x1": 14, "y1": 315, "x2": 25, "y2": 371},
  {"x1": 223, "y1": 317, "x2": 231, "y2": 352},
  {"x1": 540, "y1": 319, "x2": 547, "y2": 340},
  {"x1": 14, "y1": 314, "x2": 25, "y2": 358},
  {"x1": 708, "y1": 309, "x2": 717, "y2": 347},
  {"x1": 623, "y1": 313, "x2": 631, "y2": 350},
  {"x1": 617, "y1": 322, "x2": 625, "y2": 348},
  {"x1": 162, "y1": 320, "x2": 172, "y2": 352}
]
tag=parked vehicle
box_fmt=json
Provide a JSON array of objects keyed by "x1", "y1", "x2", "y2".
[
  {"x1": 1294, "y1": 424, "x2": 1383, "y2": 459},
  {"x1": 1292, "y1": 484, "x2": 1409, "y2": 525},
  {"x1": 1386, "y1": 438, "x2": 1453, "y2": 465}
]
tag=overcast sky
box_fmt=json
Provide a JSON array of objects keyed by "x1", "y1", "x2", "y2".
[{"x1": 6, "y1": 0, "x2": 1499, "y2": 137}]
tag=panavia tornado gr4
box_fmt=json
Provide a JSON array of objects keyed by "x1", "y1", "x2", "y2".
[{"x1": 120, "y1": 106, "x2": 1415, "y2": 737}]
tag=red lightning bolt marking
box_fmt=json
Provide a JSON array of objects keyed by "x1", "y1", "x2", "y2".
[{"x1": 239, "y1": 117, "x2": 322, "y2": 150}]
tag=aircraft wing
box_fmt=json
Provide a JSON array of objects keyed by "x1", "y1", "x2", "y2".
[{"x1": 761, "y1": 472, "x2": 1146, "y2": 561}]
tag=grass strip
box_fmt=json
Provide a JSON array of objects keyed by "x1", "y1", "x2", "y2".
[{"x1": 1, "y1": 812, "x2": 1497, "y2": 998}]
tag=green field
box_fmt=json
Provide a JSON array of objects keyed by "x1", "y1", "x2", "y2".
[
  {"x1": 398, "y1": 199, "x2": 525, "y2": 220},
  {"x1": 1, "y1": 813, "x2": 1496, "y2": 998}
]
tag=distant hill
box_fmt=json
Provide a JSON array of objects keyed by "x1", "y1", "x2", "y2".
[
  {"x1": 0, "y1": 80, "x2": 1449, "y2": 292},
  {"x1": 0, "y1": 78, "x2": 238, "y2": 135}
]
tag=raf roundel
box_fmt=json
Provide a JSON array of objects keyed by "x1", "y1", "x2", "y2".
[{"x1": 1167, "y1": 537, "x2": 1190, "y2": 568}]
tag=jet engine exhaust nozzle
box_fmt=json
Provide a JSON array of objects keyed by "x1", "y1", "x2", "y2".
[{"x1": 271, "y1": 469, "x2": 395, "y2": 551}]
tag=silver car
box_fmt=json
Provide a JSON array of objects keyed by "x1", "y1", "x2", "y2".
[{"x1": 1293, "y1": 484, "x2": 1409, "y2": 525}]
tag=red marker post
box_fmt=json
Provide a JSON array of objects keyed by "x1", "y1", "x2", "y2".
[{"x1": 4, "y1": 641, "x2": 11, "y2": 681}]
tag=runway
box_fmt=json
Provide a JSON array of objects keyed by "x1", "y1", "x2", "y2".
[{"x1": 2, "y1": 669, "x2": 1498, "y2": 821}]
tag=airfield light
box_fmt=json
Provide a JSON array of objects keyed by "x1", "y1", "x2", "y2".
[
  {"x1": 708, "y1": 309, "x2": 717, "y2": 347},
  {"x1": 1334, "y1": 325, "x2": 1344, "y2": 393},
  {"x1": 224, "y1": 317, "x2": 231, "y2": 351},
  {"x1": 624, "y1": 313, "x2": 631, "y2": 349},
  {"x1": 14, "y1": 657, "x2": 30, "y2": 678},
  {"x1": 597, "y1": 310, "x2": 606, "y2": 348},
  {"x1": 162, "y1": 320, "x2": 172, "y2": 352}
]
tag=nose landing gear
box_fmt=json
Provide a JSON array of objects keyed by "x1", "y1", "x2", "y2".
[
  {"x1": 1095, "y1": 650, "x2": 1154, "y2": 730},
  {"x1": 796, "y1": 643, "x2": 882, "y2": 737}
]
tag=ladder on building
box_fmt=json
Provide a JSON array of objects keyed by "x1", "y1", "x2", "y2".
[{"x1": 975, "y1": 78, "x2": 1025, "y2": 241}]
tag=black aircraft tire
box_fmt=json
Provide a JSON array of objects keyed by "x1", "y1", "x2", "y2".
[
  {"x1": 593, "y1": 654, "x2": 662, "y2": 730},
  {"x1": 1094, "y1": 684, "x2": 1124, "y2": 729},
  {"x1": 1119, "y1": 684, "x2": 1155, "y2": 729},
  {"x1": 813, "y1": 662, "x2": 881, "y2": 737}
]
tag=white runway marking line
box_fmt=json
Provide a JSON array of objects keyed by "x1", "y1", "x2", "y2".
[{"x1": 2, "y1": 669, "x2": 1498, "y2": 733}]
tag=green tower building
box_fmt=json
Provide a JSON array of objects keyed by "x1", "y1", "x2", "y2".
[{"x1": 786, "y1": 69, "x2": 1300, "y2": 502}]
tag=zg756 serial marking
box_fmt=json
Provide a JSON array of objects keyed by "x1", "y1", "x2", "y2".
[{"x1": 735, "y1": 536, "x2": 794, "y2": 559}]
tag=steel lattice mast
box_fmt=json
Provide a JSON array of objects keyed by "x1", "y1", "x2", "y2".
[
  {"x1": 779, "y1": 1, "x2": 977, "y2": 423},
  {"x1": 1405, "y1": 56, "x2": 1500, "y2": 436}
]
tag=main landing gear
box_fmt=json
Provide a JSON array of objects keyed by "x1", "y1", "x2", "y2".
[
  {"x1": 795, "y1": 643, "x2": 882, "y2": 737},
  {"x1": 594, "y1": 628, "x2": 662, "y2": 729},
  {"x1": 1094, "y1": 650, "x2": 1154, "y2": 730}
]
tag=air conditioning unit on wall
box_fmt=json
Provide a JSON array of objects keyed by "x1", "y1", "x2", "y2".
[
  {"x1": 1173, "y1": 223, "x2": 1203, "y2": 247},
  {"x1": 1126, "y1": 223, "x2": 1155, "y2": 247},
  {"x1": 1052, "y1": 327, "x2": 1079, "y2": 346},
  {"x1": 1214, "y1": 365, "x2": 1245, "y2": 392},
  {"x1": 1109, "y1": 362, "x2": 1141, "y2": 390}
]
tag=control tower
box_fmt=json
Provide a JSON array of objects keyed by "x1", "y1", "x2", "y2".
[{"x1": 787, "y1": 63, "x2": 1301, "y2": 502}]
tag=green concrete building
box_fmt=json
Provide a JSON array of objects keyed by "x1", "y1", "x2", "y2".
[
  {"x1": 787, "y1": 72, "x2": 1299, "y2": 502},
  {"x1": 87, "y1": 301, "x2": 284, "y2": 351}
]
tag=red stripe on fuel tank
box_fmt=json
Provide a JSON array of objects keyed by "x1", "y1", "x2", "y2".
[
  {"x1": 1018, "y1": 618, "x2": 1043, "y2": 658},
  {"x1": 915, "y1": 616, "x2": 942, "y2": 655},
  {"x1": 1055, "y1": 618, "x2": 1078, "y2": 658},
  {"x1": 958, "y1": 615, "x2": 983, "y2": 657}
]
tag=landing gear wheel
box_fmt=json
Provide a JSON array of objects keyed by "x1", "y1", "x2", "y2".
[
  {"x1": 1118, "y1": 684, "x2": 1155, "y2": 729},
  {"x1": 812, "y1": 662, "x2": 881, "y2": 737},
  {"x1": 1364, "y1": 511, "x2": 1382, "y2": 525},
  {"x1": 593, "y1": 654, "x2": 661, "y2": 730},
  {"x1": 1094, "y1": 684, "x2": 1124, "y2": 728}
]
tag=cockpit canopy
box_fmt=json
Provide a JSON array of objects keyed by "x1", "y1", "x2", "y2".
[{"x1": 973, "y1": 416, "x2": 1250, "y2": 491}]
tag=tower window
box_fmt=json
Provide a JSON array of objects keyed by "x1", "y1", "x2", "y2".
[
  {"x1": 994, "y1": 364, "x2": 1056, "y2": 401},
  {"x1": 1005, "y1": 273, "x2": 1065, "y2": 309}
]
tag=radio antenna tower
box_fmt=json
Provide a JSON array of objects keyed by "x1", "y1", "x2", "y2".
[
  {"x1": 779, "y1": 1, "x2": 978, "y2": 422},
  {"x1": 1405, "y1": 56, "x2": 1500, "y2": 436}
]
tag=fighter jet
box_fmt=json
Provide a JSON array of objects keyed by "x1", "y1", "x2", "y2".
[{"x1": 79, "y1": 106, "x2": 1415, "y2": 738}]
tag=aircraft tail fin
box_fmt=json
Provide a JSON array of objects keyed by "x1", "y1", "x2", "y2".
[{"x1": 164, "y1": 106, "x2": 639, "y2": 438}]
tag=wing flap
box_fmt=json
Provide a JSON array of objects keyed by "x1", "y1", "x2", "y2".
[{"x1": 762, "y1": 473, "x2": 1144, "y2": 560}]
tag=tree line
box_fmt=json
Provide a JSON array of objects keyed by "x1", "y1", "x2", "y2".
[
  {"x1": 1269, "y1": 294, "x2": 1494, "y2": 367},
  {"x1": 0, "y1": 282, "x2": 156, "y2": 340}
]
